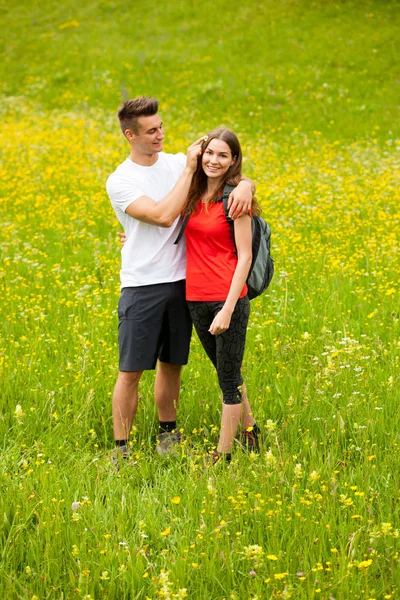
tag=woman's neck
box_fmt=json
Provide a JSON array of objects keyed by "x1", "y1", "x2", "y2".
[{"x1": 205, "y1": 179, "x2": 223, "y2": 199}]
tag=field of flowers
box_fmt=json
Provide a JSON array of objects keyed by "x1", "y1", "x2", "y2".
[{"x1": 1, "y1": 1, "x2": 399, "y2": 598}]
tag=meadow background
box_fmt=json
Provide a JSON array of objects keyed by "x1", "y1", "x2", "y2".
[{"x1": 1, "y1": 0, "x2": 399, "y2": 598}]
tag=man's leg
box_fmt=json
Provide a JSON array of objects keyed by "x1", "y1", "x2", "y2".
[
  {"x1": 153, "y1": 361, "x2": 183, "y2": 455},
  {"x1": 116, "y1": 284, "x2": 166, "y2": 449},
  {"x1": 113, "y1": 370, "x2": 143, "y2": 442},
  {"x1": 154, "y1": 361, "x2": 182, "y2": 422},
  {"x1": 154, "y1": 281, "x2": 192, "y2": 455}
]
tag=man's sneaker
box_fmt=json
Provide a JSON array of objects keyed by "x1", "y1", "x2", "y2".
[
  {"x1": 111, "y1": 445, "x2": 131, "y2": 465},
  {"x1": 156, "y1": 431, "x2": 182, "y2": 456},
  {"x1": 242, "y1": 427, "x2": 260, "y2": 452}
]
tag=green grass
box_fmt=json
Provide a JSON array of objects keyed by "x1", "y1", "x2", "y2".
[
  {"x1": 1, "y1": 0, "x2": 399, "y2": 139},
  {"x1": 1, "y1": 0, "x2": 399, "y2": 598}
]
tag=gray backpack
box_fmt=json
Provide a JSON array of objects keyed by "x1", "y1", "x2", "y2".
[{"x1": 220, "y1": 184, "x2": 274, "y2": 300}]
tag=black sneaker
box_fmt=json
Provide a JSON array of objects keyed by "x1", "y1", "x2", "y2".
[
  {"x1": 111, "y1": 445, "x2": 131, "y2": 466},
  {"x1": 206, "y1": 451, "x2": 231, "y2": 467},
  {"x1": 242, "y1": 427, "x2": 260, "y2": 452},
  {"x1": 156, "y1": 431, "x2": 182, "y2": 456}
]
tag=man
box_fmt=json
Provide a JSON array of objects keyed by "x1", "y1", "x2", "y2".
[{"x1": 106, "y1": 96, "x2": 253, "y2": 458}]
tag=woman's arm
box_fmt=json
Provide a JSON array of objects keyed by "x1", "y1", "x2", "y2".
[{"x1": 209, "y1": 214, "x2": 252, "y2": 335}]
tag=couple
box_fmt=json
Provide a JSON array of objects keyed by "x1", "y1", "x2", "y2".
[{"x1": 106, "y1": 96, "x2": 261, "y2": 465}]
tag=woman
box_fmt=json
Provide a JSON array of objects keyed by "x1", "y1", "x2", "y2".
[{"x1": 184, "y1": 128, "x2": 260, "y2": 465}]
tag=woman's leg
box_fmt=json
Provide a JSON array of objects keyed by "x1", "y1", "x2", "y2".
[
  {"x1": 240, "y1": 382, "x2": 259, "y2": 451},
  {"x1": 215, "y1": 297, "x2": 251, "y2": 455},
  {"x1": 187, "y1": 302, "x2": 218, "y2": 367},
  {"x1": 240, "y1": 383, "x2": 256, "y2": 431},
  {"x1": 188, "y1": 298, "x2": 257, "y2": 458},
  {"x1": 217, "y1": 404, "x2": 242, "y2": 453}
]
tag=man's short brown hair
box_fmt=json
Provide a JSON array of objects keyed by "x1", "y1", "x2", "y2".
[{"x1": 118, "y1": 96, "x2": 159, "y2": 135}]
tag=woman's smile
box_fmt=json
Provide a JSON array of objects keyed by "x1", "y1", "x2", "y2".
[{"x1": 202, "y1": 139, "x2": 235, "y2": 179}]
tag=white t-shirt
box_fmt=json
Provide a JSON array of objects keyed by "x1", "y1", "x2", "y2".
[{"x1": 106, "y1": 152, "x2": 187, "y2": 288}]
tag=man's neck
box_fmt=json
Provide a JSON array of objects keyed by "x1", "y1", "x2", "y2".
[{"x1": 129, "y1": 149, "x2": 160, "y2": 167}]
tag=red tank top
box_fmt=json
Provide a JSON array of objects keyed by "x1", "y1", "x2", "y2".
[{"x1": 185, "y1": 201, "x2": 248, "y2": 301}]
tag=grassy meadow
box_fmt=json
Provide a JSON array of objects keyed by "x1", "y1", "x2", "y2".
[{"x1": 1, "y1": 0, "x2": 399, "y2": 598}]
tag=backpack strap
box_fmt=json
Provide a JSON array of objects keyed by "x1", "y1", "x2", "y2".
[
  {"x1": 174, "y1": 214, "x2": 190, "y2": 245},
  {"x1": 218, "y1": 184, "x2": 235, "y2": 223},
  {"x1": 218, "y1": 183, "x2": 236, "y2": 247},
  {"x1": 175, "y1": 184, "x2": 235, "y2": 245}
]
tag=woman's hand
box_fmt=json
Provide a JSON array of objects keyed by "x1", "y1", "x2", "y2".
[
  {"x1": 186, "y1": 136, "x2": 207, "y2": 172},
  {"x1": 209, "y1": 307, "x2": 232, "y2": 335}
]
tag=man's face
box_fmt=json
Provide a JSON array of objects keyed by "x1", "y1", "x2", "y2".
[{"x1": 130, "y1": 114, "x2": 165, "y2": 154}]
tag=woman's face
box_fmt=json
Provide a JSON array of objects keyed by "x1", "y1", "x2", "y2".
[{"x1": 201, "y1": 139, "x2": 235, "y2": 180}]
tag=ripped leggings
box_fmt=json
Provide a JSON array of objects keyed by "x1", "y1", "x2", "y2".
[{"x1": 187, "y1": 296, "x2": 250, "y2": 405}]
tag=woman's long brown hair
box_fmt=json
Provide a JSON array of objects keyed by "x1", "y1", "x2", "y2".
[{"x1": 185, "y1": 127, "x2": 260, "y2": 215}]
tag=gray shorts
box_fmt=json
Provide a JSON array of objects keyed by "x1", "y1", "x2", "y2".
[{"x1": 118, "y1": 280, "x2": 192, "y2": 371}]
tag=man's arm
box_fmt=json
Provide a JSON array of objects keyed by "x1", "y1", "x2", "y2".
[
  {"x1": 227, "y1": 177, "x2": 256, "y2": 219},
  {"x1": 124, "y1": 138, "x2": 203, "y2": 227},
  {"x1": 126, "y1": 166, "x2": 194, "y2": 227},
  {"x1": 240, "y1": 176, "x2": 256, "y2": 194}
]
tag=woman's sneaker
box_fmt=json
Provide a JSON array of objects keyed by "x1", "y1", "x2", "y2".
[
  {"x1": 242, "y1": 426, "x2": 260, "y2": 452},
  {"x1": 205, "y1": 451, "x2": 232, "y2": 467},
  {"x1": 156, "y1": 431, "x2": 182, "y2": 455}
]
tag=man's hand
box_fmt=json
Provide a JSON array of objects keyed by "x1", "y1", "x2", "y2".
[
  {"x1": 227, "y1": 179, "x2": 254, "y2": 219},
  {"x1": 118, "y1": 232, "x2": 127, "y2": 246},
  {"x1": 186, "y1": 137, "x2": 206, "y2": 172},
  {"x1": 209, "y1": 308, "x2": 232, "y2": 335}
]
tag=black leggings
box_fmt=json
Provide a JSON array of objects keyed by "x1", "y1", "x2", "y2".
[{"x1": 187, "y1": 297, "x2": 250, "y2": 405}]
